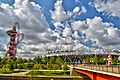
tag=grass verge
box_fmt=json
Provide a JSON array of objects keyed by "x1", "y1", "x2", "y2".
[
  {"x1": 0, "y1": 69, "x2": 25, "y2": 74},
  {"x1": 26, "y1": 70, "x2": 70, "y2": 76}
]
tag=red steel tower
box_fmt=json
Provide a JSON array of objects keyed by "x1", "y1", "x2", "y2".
[{"x1": 5, "y1": 22, "x2": 24, "y2": 58}]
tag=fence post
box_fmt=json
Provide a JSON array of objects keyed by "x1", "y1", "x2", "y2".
[
  {"x1": 102, "y1": 66, "x2": 103, "y2": 71},
  {"x1": 107, "y1": 65, "x2": 108, "y2": 72},
  {"x1": 118, "y1": 65, "x2": 120, "y2": 74},
  {"x1": 112, "y1": 65, "x2": 113, "y2": 73},
  {"x1": 96, "y1": 65, "x2": 97, "y2": 70},
  {"x1": 99, "y1": 66, "x2": 100, "y2": 71}
]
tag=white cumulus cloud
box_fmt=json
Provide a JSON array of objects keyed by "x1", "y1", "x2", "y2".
[
  {"x1": 50, "y1": 0, "x2": 72, "y2": 22},
  {"x1": 62, "y1": 27, "x2": 72, "y2": 37},
  {"x1": 71, "y1": 20, "x2": 88, "y2": 31},
  {"x1": 0, "y1": 0, "x2": 55, "y2": 58},
  {"x1": 94, "y1": 0, "x2": 120, "y2": 17},
  {"x1": 72, "y1": 16, "x2": 120, "y2": 49},
  {"x1": 73, "y1": 6, "x2": 80, "y2": 13}
]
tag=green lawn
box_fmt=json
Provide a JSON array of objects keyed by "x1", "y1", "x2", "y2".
[
  {"x1": 0, "y1": 69, "x2": 25, "y2": 74},
  {"x1": 26, "y1": 70, "x2": 70, "y2": 76}
]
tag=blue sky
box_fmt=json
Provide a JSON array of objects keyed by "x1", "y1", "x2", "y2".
[
  {"x1": 33, "y1": 0, "x2": 120, "y2": 29},
  {"x1": 1, "y1": 0, "x2": 120, "y2": 29},
  {"x1": 0, "y1": 0, "x2": 120, "y2": 58},
  {"x1": 32, "y1": 0, "x2": 120, "y2": 29}
]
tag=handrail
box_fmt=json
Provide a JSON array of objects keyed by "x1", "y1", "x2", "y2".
[{"x1": 73, "y1": 64, "x2": 120, "y2": 74}]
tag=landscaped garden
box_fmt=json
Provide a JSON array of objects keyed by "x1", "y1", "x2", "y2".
[{"x1": 0, "y1": 56, "x2": 70, "y2": 74}]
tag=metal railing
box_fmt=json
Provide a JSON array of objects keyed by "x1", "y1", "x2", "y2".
[{"x1": 74, "y1": 64, "x2": 120, "y2": 74}]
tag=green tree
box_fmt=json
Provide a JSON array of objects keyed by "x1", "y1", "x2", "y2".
[
  {"x1": 0, "y1": 57, "x2": 2, "y2": 64},
  {"x1": 23, "y1": 64, "x2": 28, "y2": 69},
  {"x1": 49, "y1": 57, "x2": 55, "y2": 64},
  {"x1": 47, "y1": 64, "x2": 52, "y2": 70},
  {"x1": 112, "y1": 57, "x2": 118, "y2": 65},
  {"x1": 62, "y1": 64, "x2": 69, "y2": 70},
  {"x1": 6, "y1": 58, "x2": 14, "y2": 64},
  {"x1": 93, "y1": 55, "x2": 98, "y2": 65},
  {"x1": 27, "y1": 63, "x2": 34, "y2": 69},
  {"x1": 12, "y1": 57, "x2": 17, "y2": 62},
  {"x1": 1, "y1": 58, "x2": 6, "y2": 65},
  {"x1": 27, "y1": 58, "x2": 32, "y2": 64},
  {"x1": 16, "y1": 58, "x2": 24, "y2": 64},
  {"x1": 52, "y1": 64, "x2": 62, "y2": 70},
  {"x1": 56, "y1": 57, "x2": 62, "y2": 64},
  {"x1": 13, "y1": 63, "x2": 17, "y2": 69},
  {"x1": 33, "y1": 56, "x2": 42, "y2": 64},
  {"x1": 42, "y1": 64, "x2": 48, "y2": 69},
  {"x1": 2, "y1": 64, "x2": 11, "y2": 70},
  {"x1": 41, "y1": 57, "x2": 48, "y2": 64},
  {"x1": 85, "y1": 56, "x2": 90, "y2": 64},
  {"x1": 23, "y1": 59, "x2": 27, "y2": 63},
  {"x1": 33, "y1": 64, "x2": 41, "y2": 70},
  {"x1": 6, "y1": 58, "x2": 14, "y2": 70},
  {"x1": 17, "y1": 64, "x2": 24, "y2": 69},
  {"x1": 99, "y1": 57, "x2": 105, "y2": 64}
]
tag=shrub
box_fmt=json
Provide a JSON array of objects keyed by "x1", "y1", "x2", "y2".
[
  {"x1": 55, "y1": 57, "x2": 62, "y2": 64},
  {"x1": 52, "y1": 64, "x2": 62, "y2": 70},
  {"x1": 17, "y1": 64, "x2": 24, "y2": 69},
  {"x1": 27, "y1": 63, "x2": 34, "y2": 69},
  {"x1": 47, "y1": 64, "x2": 52, "y2": 70},
  {"x1": 13, "y1": 63, "x2": 17, "y2": 69},
  {"x1": 42, "y1": 64, "x2": 48, "y2": 69},
  {"x1": 2, "y1": 64, "x2": 11, "y2": 70},
  {"x1": 33, "y1": 64, "x2": 41, "y2": 70},
  {"x1": 62, "y1": 64, "x2": 69, "y2": 70}
]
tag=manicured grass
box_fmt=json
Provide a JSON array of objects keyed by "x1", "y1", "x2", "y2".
[
  {"x1": 26, "y1": 71, "x2": 70, "y2": 76},
  {"x1": 0, "y1": 69, "x2": 25, "y2": 74},
  {"x1": 0, "y1": 70, "x2": 13, "y2": 74}
]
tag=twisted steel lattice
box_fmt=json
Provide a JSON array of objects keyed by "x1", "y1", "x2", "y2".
[{"x1": 5, "y1": 22, "x2": 24, "y2": 58}]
